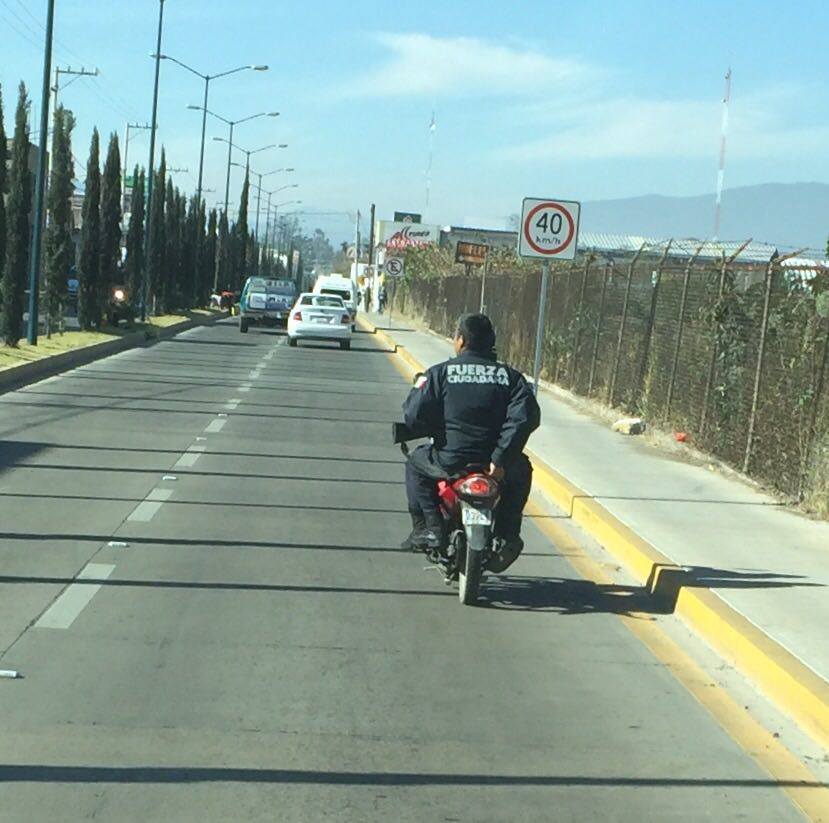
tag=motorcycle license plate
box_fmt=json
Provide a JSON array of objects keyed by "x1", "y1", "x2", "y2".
[{"x1": 462, "y1": 506, "x2": 492, "y2": 526}]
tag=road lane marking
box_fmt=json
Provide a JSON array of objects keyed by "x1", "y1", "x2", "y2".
[
  {"x1": 225, "y1": 398, "x2": 241, "y2": 410},
  {"x1": 174, "y1": 445, "x2": 206, "y2": 468},
  {"x1": 204, "y1": 418, "x2": 227, "y2": 433},
  {"x1": 35, "y1": 563, "x2": 115, "y2": 630},
  {"x1": 128, "y1": 488, "x2": 173, "y2": 522},
  {"x1": 248, "y1": 369, "x2": 261, "y2": 380},
  {"x1": 239, "y1": 386, "x2": 251, "y2": 393}
]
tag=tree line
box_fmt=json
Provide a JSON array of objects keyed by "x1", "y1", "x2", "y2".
[{"x1": 0, "y1": 81, "x2": 286, "y2": 347}]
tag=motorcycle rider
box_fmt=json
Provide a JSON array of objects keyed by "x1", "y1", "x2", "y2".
[{"x1": 402, "y1": 313, "x2": 540, "y2": 573}]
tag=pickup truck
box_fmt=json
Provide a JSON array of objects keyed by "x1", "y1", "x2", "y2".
[{"x1": 239, "y1": 277, "x2": 297, "y2": 333}]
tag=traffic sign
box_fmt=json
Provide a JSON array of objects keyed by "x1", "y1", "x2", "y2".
[
  {"x1": 384, "y1": 257, "x2": 405, "y2": 277},
  {"x1": 518, "y1": 197, "x2": 580, "y2": 261}
]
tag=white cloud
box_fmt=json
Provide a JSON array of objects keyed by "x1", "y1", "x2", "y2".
[
  {"x1": 345, "y1": 33, "x2": 594, "y2": 98},
  {"x1": 507, "y1": 85, "x2": 829, "y2": 161}
]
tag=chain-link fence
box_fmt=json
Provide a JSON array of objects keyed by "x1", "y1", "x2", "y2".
[{"x1": 393, "y1": 243, "x2": 829, "y2": 509}]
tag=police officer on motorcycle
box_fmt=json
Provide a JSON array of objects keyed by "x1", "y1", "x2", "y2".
[{"x1": 402, "y1": 313, "x2": 541, "y2": 572}]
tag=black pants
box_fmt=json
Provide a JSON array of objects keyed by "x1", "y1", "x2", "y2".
[{"x1": 405, "y1": 445, "x2": 533, "y2": 540}]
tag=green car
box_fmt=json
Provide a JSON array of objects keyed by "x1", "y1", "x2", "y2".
[{"x1": 239, "y1": 277, "x2": 297, "y2": 333}]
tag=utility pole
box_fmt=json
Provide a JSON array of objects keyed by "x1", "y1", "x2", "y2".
[
  {"x1": 713, "y1": 68, "x2": 731, "y2": 241},
  {"x1": 368, "y1": 203, "x2": 376, "y2": 268},
  {"x1": 353, "y1": 210, "x2": 361, "y2": 282},
  {"x1": 52, "y1": 65, "x2": 98, "y2": 112},
  {"x1": 142, "y1": 0, "x2": 165, "y2": 321},
  {"x1": 27, "y1": 0, "x2": 56, "y2": 345}
]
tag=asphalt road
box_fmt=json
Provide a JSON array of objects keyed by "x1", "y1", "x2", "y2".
[{"x1": 0, "y1": 319, "x2": 810, "y2": 822}]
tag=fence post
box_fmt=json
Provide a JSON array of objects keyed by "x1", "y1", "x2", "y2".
[
  {"x1": 569, "y1": 256, "x2": 593, "y2": 390},
  {"x1": 666, "y1": 242, "x2": 704, "y2": 418},
  {"x1": 607, "y1": 244, "x2": 646, "y2": 407},
  {"x1": 699, "y1": 239, "x2": 752, "y2": 439},
  {"x1": 800, "y1": 311, "x2": 829, "y2": 498},
  {"x1": 635, "y1": 240, "x2": 673, "y2": 406},
  {"x1": 587, "y1": 261, "x2": 610, "y2": 396},
  {"x1": 742, "y1": 259, "x2": 776, "y2": 474}
]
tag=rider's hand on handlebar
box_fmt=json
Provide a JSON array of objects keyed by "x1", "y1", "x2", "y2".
[{"x1": 488, "y1": 463, "x2": 505, "y2": 481}]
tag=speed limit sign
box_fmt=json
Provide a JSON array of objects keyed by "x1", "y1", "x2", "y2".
[{"x1": 518, "y1": 197, "x2": 581, "y2": 261}]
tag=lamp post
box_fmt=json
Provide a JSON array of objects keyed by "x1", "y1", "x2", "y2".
[
  {"x1": 273, "y1": 199, "x2": 302, "y2": 262},
  {"x1": 187, "y1": 108, "x2": 279, "y2": 211},
  {"x1": 26, "y1": 0, "x2": 56, "y2": 345},
  {"x1": 235, "y1": 165, "x2": 294, "y2": 240},
  {"x1": 164, "y1": 57, "x2": 267, "y2": 205},
  {"x1": 141, "y1": 0, "x2": 165, "y2": 321}
]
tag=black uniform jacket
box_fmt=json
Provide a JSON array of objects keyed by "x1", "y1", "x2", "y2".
[{"x1": 403, "y1": 349, "x2": 541, "y2": 471}]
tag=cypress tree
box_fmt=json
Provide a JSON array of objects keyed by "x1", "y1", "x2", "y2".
[
  {"x1": 217, "y1": 209, "x2": 230, "y2": 291},
  {"x1": 234, "y1": 170, "x2": 250, "y2": 289},
  {"x1": 43, "y1": 106, "x2": 75, "y2": 336},
  {"x1": 99, "y1": 133, "x2": 122, "y2": 314},
  {"x1": 0, "y1": 85, "x2": 8, "y2": 335},
  {"x1": 195, "y1": 199, "x2": 207, "y2": 306},
  {"x1": 147, "y1": 149, "x2": 166, "y2": 313},
  {"x1": 78, "y1": 129, "x2": 101, "y2": 330},
  {"x1": 2, "y1": 83, "x2": 32, "y2": 346},
  {"x1": 205, "y1": 207, "x2": 218, "y2": 294},
  {"x1": 161, "y1": 178, "x2": 177, "y2": 312},
  {"x1": 124, "y1": 166, "x2": 145, "y2": 306}
]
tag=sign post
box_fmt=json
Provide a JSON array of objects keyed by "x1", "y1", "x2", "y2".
[
  {"x1": 383, "y1": 257, "x2": 405, "y2": 329},
  {"x1": 517, "y1": 197, "x2": 581, "y2": 393}
]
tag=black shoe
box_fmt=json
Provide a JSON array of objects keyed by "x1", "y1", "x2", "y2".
[
  {"x1": 488, "y1": 536, "x2": 524, "y2": 573},
  {"x1": 408, "y1": 527, "x2": 444, "y2": 551},
  {"x1": 401, "y1": 513, "x2": 427, "y2": 551}
]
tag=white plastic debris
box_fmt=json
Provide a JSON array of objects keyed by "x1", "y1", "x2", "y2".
[
  {"x1": 162, "y1": 475, "x2": 178, "y2": 481},
  {"x1": 612, "y1": 417, "x2": 646, "y2": 436},
  {"x1": 0, "y1": 670, "x2": 20, "y2": 679},
  {"x1": 107, "y1": 541, "x2": 130, "y2": 549},
  {"x1": 218, "y1": 413, "x2": 228, "y2": 418}
]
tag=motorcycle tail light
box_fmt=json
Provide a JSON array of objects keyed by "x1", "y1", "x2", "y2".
[{"x1": 456, "y1": 475, "x2": 497, "y2": 497}]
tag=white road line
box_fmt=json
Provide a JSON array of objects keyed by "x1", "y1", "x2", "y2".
[
  {"x1": 174, "y1": 445, "x2": 206, "y2": 468},
  {"x1": 224, "y1": 399, "x2": 241, "y2": 410},
  {"x1": 204, "y1": 418, "x2": 227, "y2": 433},
  {"x1": 248, "y1": 370, "x2": 261, "y2": 380},
  {"x1": 239, "y1": 385, "x2": 251, "y2": 393},
  {"x1": 35, "y1": 563, "x2": 116, "y2": 630},
  {"x1": 128, "y1": 488, "x2": 173, "y2": 522}
]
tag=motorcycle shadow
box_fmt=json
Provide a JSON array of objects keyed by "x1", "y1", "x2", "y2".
[{"x1": 479, "y1": 574, "x2": 665, "y2": 617}]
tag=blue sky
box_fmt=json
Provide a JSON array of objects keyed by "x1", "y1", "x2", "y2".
[{"x1": 2, "y1": 0, "x2": 828, "y2": 239}]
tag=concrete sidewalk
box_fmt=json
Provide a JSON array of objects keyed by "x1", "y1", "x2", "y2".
[{"x1": 363, "y1": 309, "x2": 829, "y2": 741}]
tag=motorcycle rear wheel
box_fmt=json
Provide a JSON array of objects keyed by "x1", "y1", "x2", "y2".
[{"x1": 458, "y1": 540, "x2": 483, "y2": 605}]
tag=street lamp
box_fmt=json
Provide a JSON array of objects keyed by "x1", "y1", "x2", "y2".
[
  {"x1": 141, "y1": 0, "x2": 166, "y2": 322},
  {"x1": 272, "y1": 199, "x2": 302, "y2": 260},
  {"x1": 188, "y1": 106, "x2": 279, "y2": 210},
  {"x1": 237, "y1": 165, "x2": 295, "y2": 240},
  {"x1": 160, "y1": 55, "x2": 267, "y2": 206}
]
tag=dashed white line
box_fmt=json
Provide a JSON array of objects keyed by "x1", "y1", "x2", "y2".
[
  {"x1": 248, "y1": 370, "x2": 261, "y2": 380},
  {"x1": 225, "y1": 399, "x2": 241, "y2": 410},
  {"x1": 239, "y1": 385, "x2": 251, "y2": 393},
  {"x1": 174, "y1": 445, "x2": 206, "y2": 468},
  {"x1": 35, "y1": 563, "x2": 116, "y2": 630},
  {"x1": 128, "y1": 488, "x2": 173, "y2": 522},
  {"x1": 204, "y1": 418, "x2": 227, "y2": 433}
]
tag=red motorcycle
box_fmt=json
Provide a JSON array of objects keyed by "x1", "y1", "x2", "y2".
[{"x1": 394, "y1": 423, "x2": 502, "y2": 605}]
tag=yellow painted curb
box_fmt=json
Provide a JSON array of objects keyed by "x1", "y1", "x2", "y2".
[{"x1": 363, "y1": 312, "x2": 829, "y2": 751}]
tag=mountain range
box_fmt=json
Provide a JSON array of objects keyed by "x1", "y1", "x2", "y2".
[{"x1": 580, "y1": 183, "x2": 829, "y2": 253}]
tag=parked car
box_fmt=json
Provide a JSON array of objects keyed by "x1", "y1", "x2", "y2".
[
  {"x1": 239, "y1": 277, "x2": 297, "y2": 333},
  {"x1": 313, "y1": 274, "x2": 358, "y2": 330},
  {"x1": 287, "y1": 293, "x2": 352, "y2": 350}
]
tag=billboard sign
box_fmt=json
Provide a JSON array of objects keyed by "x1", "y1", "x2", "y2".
[
  {"x1": 455, "y1": 241, "x2": 488, "y2": 266},
  {"x1": 394, "y1": 211, "x2": 422, "y2": 223},
  {"x1": 378, "y1": 221, "x2": 440, "y2": 251}
]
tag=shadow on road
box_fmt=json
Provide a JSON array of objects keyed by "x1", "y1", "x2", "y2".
[
  {"x1": 0, "y1": 764, "x2": 824, "y2": 788},
  {"x1": 480, "y1": 568, "x2": 821, "y2": 616}
]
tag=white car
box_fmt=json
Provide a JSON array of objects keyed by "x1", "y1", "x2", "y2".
[{"x1": 287, "y1": 293, "x2": 353, "y2": 350}]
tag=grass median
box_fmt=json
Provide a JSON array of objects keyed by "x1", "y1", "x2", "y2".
[{"x1": 0, "y1": 309, "x2": 222, "y2": 373}]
